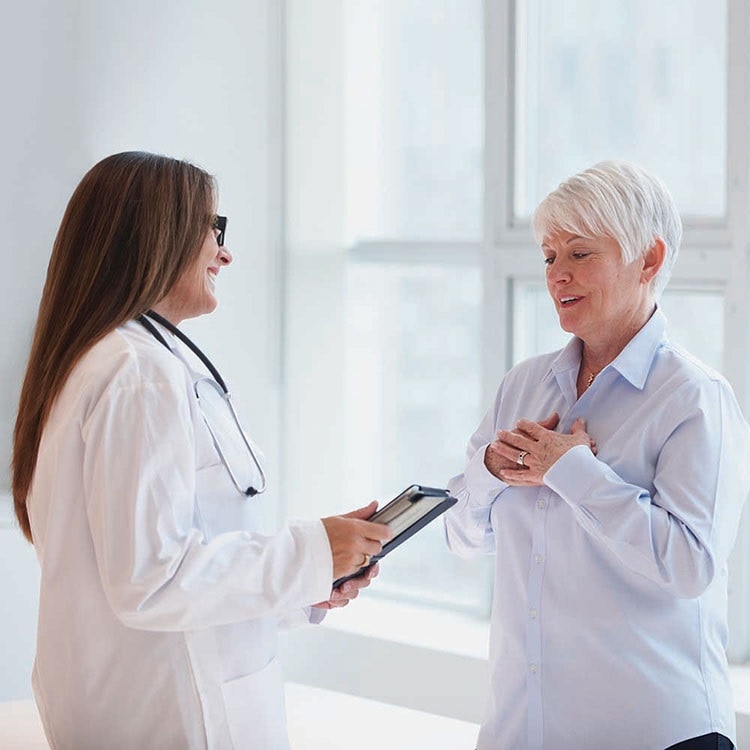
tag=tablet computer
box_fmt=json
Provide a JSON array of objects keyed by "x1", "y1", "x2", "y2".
[{"x1": 332, "y1": 484, "x2": 457, "y2": 588}]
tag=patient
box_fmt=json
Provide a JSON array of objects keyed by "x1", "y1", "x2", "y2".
[{"x1": 445, "y1": 160, "x2": 750, "y2": 749}]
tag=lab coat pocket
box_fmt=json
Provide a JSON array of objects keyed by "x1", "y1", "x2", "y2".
[
  {"x1": 195, "y1": 452, "x2": 267, "y2": 539},
  {"x1": 221, "y1": 657, "x2": 289, "y2": 750}
]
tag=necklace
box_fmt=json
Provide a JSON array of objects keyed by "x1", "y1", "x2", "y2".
[{"x1": 585, "y1": 371, "x2": 598, "y2": 390}]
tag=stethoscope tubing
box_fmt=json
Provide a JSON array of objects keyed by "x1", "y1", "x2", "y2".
[
  {"x1": 137, "y1": 310, "x2": 267, "y2": 496},
  {"x1": 138, "y1": 310, "x2": 228, "y2": 390}
]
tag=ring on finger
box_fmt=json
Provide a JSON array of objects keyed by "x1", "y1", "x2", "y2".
[
  {"x1": 361, "y1": 553, "x2": 371, "y2": 567},
  {"x1": 516, "y1": 450, "x2": 529, "y2": 466}
]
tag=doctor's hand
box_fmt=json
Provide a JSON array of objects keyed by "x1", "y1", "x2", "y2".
[
  {"x1": 313, "y1": 564, "x2": 381, "y2": 610},
  {"x1": 321, "y1": 501, "x2": 393, "y2": 582}
]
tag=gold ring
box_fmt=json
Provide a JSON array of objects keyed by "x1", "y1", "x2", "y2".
[
  {"x1": 361, "y1": 554, "x2": 371, "y2": 568},
  {"x1": 517, "y1": 450, "x2": 529, "y2": 466}
]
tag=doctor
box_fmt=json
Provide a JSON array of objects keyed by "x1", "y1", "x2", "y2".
[{"x1": 12, "y1": 151, "x2": 392, "y2": 750}]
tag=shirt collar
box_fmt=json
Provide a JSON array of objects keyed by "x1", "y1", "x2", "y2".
[{"x1": 546, "y1": 306, "x2": 667, "y2": 391}]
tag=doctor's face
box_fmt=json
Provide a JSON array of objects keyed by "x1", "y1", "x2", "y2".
[{"x1": 156, "y1": 219, "x2": 233, "y2": 324}]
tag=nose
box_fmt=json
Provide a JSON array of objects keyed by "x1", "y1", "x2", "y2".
[
  {"x1": 218, "y1": 246, "x2": 233, "y2": 265},
  {"x1": 546, "y1": 257, "x2": 572, "y2": 284}
]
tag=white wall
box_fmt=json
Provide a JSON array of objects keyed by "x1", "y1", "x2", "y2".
[{"x1": 0, "y1": 0, "x2": 282, "y2": 700}]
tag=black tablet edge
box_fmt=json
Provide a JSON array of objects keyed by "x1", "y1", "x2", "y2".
[{"x1": 331, "y1": 494, "x2": 457, "y2": 589}]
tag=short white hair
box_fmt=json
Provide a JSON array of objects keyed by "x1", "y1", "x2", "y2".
[{"x1": 532, "y1": 160, "x2": 682, "y2": 298}]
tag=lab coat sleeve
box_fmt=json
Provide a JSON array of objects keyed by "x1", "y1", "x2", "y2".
[
  {"x1": 276, "y1": 606, "x2": 327, "y2": 630},
  {"x1": 444, "y1": 385, "x2": 511, "y2": 558},
  {"x1": 81, "y1": 376, "x2": 333, "y2": 631},
  {"x1": 544, "y1": 378, "x2": 750, "y2": 599}
]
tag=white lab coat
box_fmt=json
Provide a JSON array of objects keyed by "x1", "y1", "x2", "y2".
[{"x1": 28, "y1": 319, "x2": 333, "y2": 750}]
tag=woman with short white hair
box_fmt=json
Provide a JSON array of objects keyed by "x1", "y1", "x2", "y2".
[{"x1": 445, "y1": 161, "x2": 749, "y2": 749}]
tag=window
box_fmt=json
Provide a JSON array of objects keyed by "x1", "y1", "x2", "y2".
[
  {"x1": 285, "y1": 0, "x2": 489, "y2": 616},
  {"x1": 342, "y1": 0, "x2": 483, "y2": 242},
  {"x1": 344, "y1": 261, "x2": 490, "y2": 612},
  {"x1": 285, "y1": 0, "x2": 750, "y2": 657},
  {"x1": 514, "y1": 0, "x2": 727, "y2": 219}
]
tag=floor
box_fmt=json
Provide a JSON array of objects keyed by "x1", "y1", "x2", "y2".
[
  {"x1": 4, "y1": 678, "x2": 749, "y2": 749},
  {"x1": 0, "y1": 683, "x2": 480, "y2": 750}
]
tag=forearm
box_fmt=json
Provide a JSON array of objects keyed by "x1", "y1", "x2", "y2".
[
  {"x1": 545, "y1": 445, "x2": 730, "y2": 598},
  {"x1": 445, "y1": 444, "x2": 509, "y2": 557},
  {"x1": 96, "y1": 520, "x2": 333, "y2": 630}
]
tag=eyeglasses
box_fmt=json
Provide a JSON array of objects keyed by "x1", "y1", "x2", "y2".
[
  {"x1": 212, "y1": 215, "x2": 227, "y2": 247},
  {"x1": 194, "y1": 377, "x2": 266, "y2": 496}
]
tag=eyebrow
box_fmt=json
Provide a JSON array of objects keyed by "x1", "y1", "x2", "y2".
[{"x1": 541, "y1": 234, "x2": 586, "y2": 251}]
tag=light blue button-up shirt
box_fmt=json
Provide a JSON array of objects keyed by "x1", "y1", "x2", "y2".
[{"x1": 445, "y1": 308, "x2": 750, "y2": 750}]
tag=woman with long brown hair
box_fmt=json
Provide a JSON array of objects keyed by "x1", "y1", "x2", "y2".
[{"x1": 13, "y1": 151, "x2": 390, "y2": 749}]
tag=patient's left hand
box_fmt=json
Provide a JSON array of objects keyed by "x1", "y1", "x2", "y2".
[{"x1": 313, "y1": 564, "x2": 380, "y2": 610}]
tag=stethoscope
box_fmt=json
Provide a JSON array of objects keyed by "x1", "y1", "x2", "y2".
[{"x1": 137, "y1": 310, "x2": 267, "y2": 497}]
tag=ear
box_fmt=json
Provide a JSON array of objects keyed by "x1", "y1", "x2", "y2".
[{"x1": 640, "y1": 238, "x2": 666, "y2": 285}]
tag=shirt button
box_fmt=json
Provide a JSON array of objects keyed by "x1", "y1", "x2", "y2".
[
  {"x1": 537, "y1": 499, "x2": 547, "y2": 509},
  {"x1": 530, "y1": 663, "x2": 538, "y2": 674},
  {"x1": 534, "y1": 554, "x2": 543, "y2": 564},
  {"x1": 529, "y1": 608, "x2": 538, "y2": 619}
]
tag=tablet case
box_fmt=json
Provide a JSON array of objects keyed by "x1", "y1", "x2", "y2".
[{"x1": 332, "y1": 484, "x2": 457, "y2": 588}]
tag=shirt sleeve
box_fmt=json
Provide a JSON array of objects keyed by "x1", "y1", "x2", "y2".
[
  {"x1": 544, "y1": 378, "x2": 750, "y2": 599},
  {"x1": 444, "y1": 385, "x2": 511, "y2": 557},
  {"x1": 81, "y1": 375, "x2": 333, "y2": 631}
]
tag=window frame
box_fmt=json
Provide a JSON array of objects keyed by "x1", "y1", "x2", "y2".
[{"x1": 284, "y1": 0, "x2": 750, "y2": 660}]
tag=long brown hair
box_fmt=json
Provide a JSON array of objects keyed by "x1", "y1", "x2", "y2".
[{"x1": 12, "y1": 151, "x2": 216, "y2": 541}]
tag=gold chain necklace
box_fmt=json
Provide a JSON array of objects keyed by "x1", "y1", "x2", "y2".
[{"x1": 585, "y1": 370, "x2": 599, "y2": 390}]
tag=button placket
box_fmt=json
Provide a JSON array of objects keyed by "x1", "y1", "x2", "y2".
[{"x1": 525, "y1": 488, "x2": 550, "y2": 749}]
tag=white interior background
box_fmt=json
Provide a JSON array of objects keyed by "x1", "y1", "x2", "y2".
[
  {"x1": 0, "y1": 0, "x2": 286, "y2": 699},
  {"x1": 1, "y1": 0, "x2": 750, "y2": 738}
]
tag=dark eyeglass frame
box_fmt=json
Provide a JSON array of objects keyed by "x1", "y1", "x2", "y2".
[{"x1": 212, "y1": 215, "x2": 228, "y2": 247}]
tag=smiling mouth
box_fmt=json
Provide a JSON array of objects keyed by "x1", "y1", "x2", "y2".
[{"x1": 559, "y1": 295, "x2": 582, "y2": 307}]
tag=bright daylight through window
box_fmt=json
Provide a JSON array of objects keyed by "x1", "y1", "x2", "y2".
[{"x1": 285, "y1": 0, "x2": 749, "y2": 658}]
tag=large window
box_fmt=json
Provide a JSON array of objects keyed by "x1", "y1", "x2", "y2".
[
  {"x1": 342, "y1": 0, "x2": 483, "y2": 242},
  {"x1": 285, "y1": 0, "x2": 750, "y2": 657},
  {"x1": 514, "y1": 0, "x2": 727, "y2": 219}
]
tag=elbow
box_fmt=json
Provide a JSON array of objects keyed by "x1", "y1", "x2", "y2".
[
  {"x1": 106, "y1": 587, "x2": 161, "y2": 630},
  {"x1": 660, "y1": 548, "x2": 716, "y2": 600},
  {"x1": 103, "y1": 577, "x2": 184, "y2": 631}
]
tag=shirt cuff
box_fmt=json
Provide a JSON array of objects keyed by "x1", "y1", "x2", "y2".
[
  {"x1": 543, "y1": 444, "x2": 601, "y2": 505},
  {"x1": 278, "y1": 605, "x2": 327, "y2": 630},
  {"x1": 308, "y1": 606, "x2": 327, "y2": 625},
  {"x1": 461, "y1": 443, "x2": 508, "y2": 507}
]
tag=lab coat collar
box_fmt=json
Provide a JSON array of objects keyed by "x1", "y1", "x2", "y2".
[{"x1": 128, "y1": 315, "x2": 180, "y2": 352}]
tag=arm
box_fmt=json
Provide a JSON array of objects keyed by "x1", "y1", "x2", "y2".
[
  {"x1": 82, "y1": 377, "x2": 334, "y2": 630},
  {"x1": 443, "y1": 384, "x2": 515, "y2": 557},
  {"x1": 278, "y1": 563, "x2": 381, "y2": 630},
  {"x1": 443, "y1": 384, "x2": 557, "y2": 557},
  {"x1": 279, "y1": 502, "x2": 388, "y2": 630},
  {"x1": 445, "y1": 384, "x2": 565, "y2": 557},
  {"x1": 544, "y1": 380, "x2": 750, "y2": 598}
]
